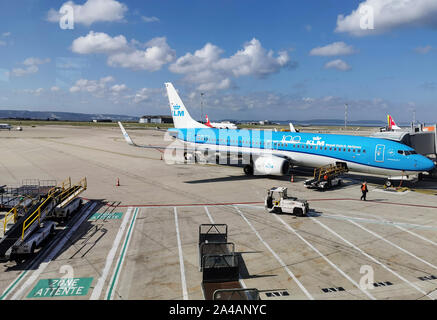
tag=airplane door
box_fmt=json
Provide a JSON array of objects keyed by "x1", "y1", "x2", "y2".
[{"x1": 375, "y1": 144, "x2": 385, "y2": 162}]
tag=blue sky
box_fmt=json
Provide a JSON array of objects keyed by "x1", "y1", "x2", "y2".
[{"x1": 0, "y1": 0, "x2": 436, "y2": 122}]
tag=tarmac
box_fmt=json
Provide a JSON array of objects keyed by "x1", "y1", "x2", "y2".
[{"x1": 0, "y1": 125, "x2": 437, "y2": 300}]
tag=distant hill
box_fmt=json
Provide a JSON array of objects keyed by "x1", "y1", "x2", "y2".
[{"x1": 0, "y1": 110, "x2": 139, "y2": 122}]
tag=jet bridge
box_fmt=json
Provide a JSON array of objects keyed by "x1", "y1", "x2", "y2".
[{"x1": 372, "y1": 124, "x2": 437, "y2": 157}]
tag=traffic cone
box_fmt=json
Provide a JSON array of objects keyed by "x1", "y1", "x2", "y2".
[
  {"x1": 116, "y1": 178, "x2": 120, "y2": 187},
  {"x1": 290, "y1": 175, "x2": 294, "y2": 183}
]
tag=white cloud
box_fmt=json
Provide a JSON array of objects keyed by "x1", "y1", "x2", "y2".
[
  {"x1": 47, "y1": 0, "x2": 128, "y2": 26},
  {"x1": 142, "y1": 16, "x2": 159, "y2": 23},
  {"x1": 415, "y1": 45, "x2": 432, "y2": 54},
  {"x1": 51, "y1": 86, "x2": 61, "y2": 92},
  {"x1": 335, "y1": 0, "x2": 437, "y2": 36},
  {"x1": 71, "y1": 31, "x2": 128, "y2": 54},
  {"x1": 0, "y1": 41, "x2": 6, "y2": 46},
  {"x1": 169, "y1": 38, "x2": 291, "y2": 91},
  {"x1": 72, "y1": 32, "x2": 175, "y2": 71},
  {"x1": 69, "y1": 76, "x2": 117, "y2": 97},
  {"x1": 324, "y1": 59, "x2": 352, "y2": 71},
  {"x1": 107, "y1": 37, "x2": 175, "y2": 71},
  {"x1": 22, "y1": 88, "x2": 44, "y2": 96},
  {"x1": 11, "y1": 57, "x2": 51, "y2": 77},
  {"x1": 110, "y1": 83, "x2": 127, "y2": 94},
  {"x1": 309, "y1": 42, "x2": 357, "y2": 56},
  {"x1": 2, "y1": 32, "x2": 11, "y2": 37}
]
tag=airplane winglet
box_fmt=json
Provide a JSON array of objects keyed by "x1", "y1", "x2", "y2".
[{"x1": 118, "y1": 122, "x2": 135, "y2": 146}]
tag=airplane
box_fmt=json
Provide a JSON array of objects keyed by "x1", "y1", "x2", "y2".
[
  {"x1": 118, "y1": 83, "x2": 435, "y2": 186},
  {"x1": 205, "y1": 114, "x2": 237, "y2": 130},
  {"x1": 0, "y1": 124, "x2": 12, "y2": 130}
]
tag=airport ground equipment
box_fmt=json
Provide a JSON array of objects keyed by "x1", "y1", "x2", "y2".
[
  {"x1": 0, "y1": 179, "x2": 56, "y2": 210},
  {"x1": 265, "y1": 187, "x2": 309, "y2": 216},
  {"x1": 198, "y1": 224, "x2": 257, "y2": 300},
  {"x1": 0, "y1": 177, "x2": 87, "y2": 261},
  {"x1": 13, "y1": 221, "x2": 56, "y2": 259},
  {"x1": 304, "y1": 163, "x2": 348, "y2": 190}
]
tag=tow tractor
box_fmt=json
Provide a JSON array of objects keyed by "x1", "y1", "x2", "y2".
[
  {"x1": 265, "y1": 187, "x2": 309, "y2": 216},
  {"x1": 304, "y1": 163, "x2": 348, "y2": 190}
]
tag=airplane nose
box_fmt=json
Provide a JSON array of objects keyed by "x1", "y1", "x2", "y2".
[{"x1": 421, "y1": 157, "x2": 435, "y2": 171}]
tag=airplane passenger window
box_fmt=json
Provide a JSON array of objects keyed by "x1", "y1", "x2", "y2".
[{"x1": 334, "y1": 148, "x2": 337, "y2": 151}]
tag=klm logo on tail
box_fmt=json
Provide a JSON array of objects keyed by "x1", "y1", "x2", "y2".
[{"x1": 172, "y1": 105, "x2": 184, "y2": 117}]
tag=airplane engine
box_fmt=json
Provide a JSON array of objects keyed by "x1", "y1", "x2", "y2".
[{"x1": 250, "y1": 156, "x2": 290, "y2": 176}]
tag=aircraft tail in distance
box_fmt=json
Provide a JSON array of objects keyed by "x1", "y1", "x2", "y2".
[
  {"x1": 165, "y1": 82, "x2": 207, "y2": 129},
  {"x1": 387, "y1": 115, "x2": 401, "y2": 130},
  {"x1": 205, "y1": 115, "x2": 213, "y2": 128}
]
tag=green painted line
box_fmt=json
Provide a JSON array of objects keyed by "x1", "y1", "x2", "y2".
[
  {"x1": 106, "y1": 208, "x2": 138, "y2": 300},
  {"x1": 27, "y1": 277, "x2": 94, "y2": 298},
  {"x1": 89, "y1": 212, "x2": 123, "y2": 221},
  {"x1": 0, "y1": 270, "x2": 28, "y2": 300}
]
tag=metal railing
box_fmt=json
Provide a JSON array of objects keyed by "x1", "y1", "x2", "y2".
[
  {"x1": 3, "y1": 196, "x2": 35, "y2": 234},
  {"x1": 21, "y1": 194, "x2": 55, "y2": 240}
]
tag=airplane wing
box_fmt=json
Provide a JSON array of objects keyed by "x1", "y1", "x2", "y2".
[{"x1": 118, "y1": 122, "x2": 290, "y2": 160}]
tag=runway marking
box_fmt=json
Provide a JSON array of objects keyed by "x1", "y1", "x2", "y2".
[
  {"x1": 174, "y1": 207, "x2": 188, "y2": 300},
  {"x1": 273, "y1": 214, "x2": 376, "y2": 300},
  {"x1": 204, "y1": 206, "x2": 214, "y2": 224},
  {"x1": 204, "y1": 206, "x2": 247, "y2": 289},
  {"x1": 86, "y1": 198, "x2": 437, "y2": 210},
  {"x1": 310, "y1": 217, "x2": 433, "y2": 299},
  {"x1": 90, "y1": 207, "x2": 133, "y2": 300},
  {"x1": 346, "y1": 219, "x2": 437, "y2": 272},
  {"x1": 234, "y1": 206, "x2": 314, "y2": 300},
  {"x1": 394, "y1": 225, "x2": 437, "y2": 247},
  {"x1": 10, "y1": 202, "x2": 98, "y2": 300},
  {"x1": 105, "y1": 208, "x2": 139, "y2": 300}
]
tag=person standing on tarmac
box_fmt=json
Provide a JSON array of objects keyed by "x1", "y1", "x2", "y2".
[{"x1": 360, "y1": 181, "x2": 368, "y2": 201}]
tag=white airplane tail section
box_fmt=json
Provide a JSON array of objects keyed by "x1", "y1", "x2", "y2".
[
  {"x1": 165, "y1": 82, "x2": 207, "y2": 129},
  {"x1": 289, "y1": 123, "x2": 297, "y2": 132}
]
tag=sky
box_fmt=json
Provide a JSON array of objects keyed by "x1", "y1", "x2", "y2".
[{"x1": 0, "y1": 0, "x2": 436, "y2": 122}]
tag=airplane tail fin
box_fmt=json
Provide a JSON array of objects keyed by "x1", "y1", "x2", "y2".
[
  {"x1": 118, "y1": 122, "x2": 135, "y2": 145},
  {"x1": 387, "y1": 115, "x2": 401, "y2": 130},
  {"x1": 164, "y1": 82, "x2": 207, "y2": 129},
  {"x1": 205, "y1": 114, "x2": 213, "y2": 128},
  {"x1": 289, "y1": 123, "x2": 297, "y2": 132}
]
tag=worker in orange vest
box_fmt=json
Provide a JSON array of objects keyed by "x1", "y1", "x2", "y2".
[{"x1": 360, "y1": 181, "x2": 368, "y2": 201}]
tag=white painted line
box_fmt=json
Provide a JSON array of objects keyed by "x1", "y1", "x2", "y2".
[
  {"x1": 273, "y1": 214, "x2": 376, "y2": 300},
  {"x1": 174, "y1": 207, "x2": 188, "y2": 300},
  {"x1": 310, "y1": 217, "x2": 433, "y2": 299},
  {"x1": 204, "y1": 206, "x2": 214, "y2": 224},
  {"x1": 204, "y1": 206, "x2": 247, "y2": 289},
  {"x1": 235, "y1": 206, "x2": 314, "y2": 300},
  {"x1": 347, "y1": 219, "x2": 437, "y2": 272},
  {"x1": 90, "y1": 207, "x2": 133, "y2": 300},
  {"x1": 105, "y1": 207, "x2": 139, "y2": 300},
  {"x1": 394, "y1": 225, "x2": 437, "y2": 247},
  {"x1": 317, "y1": 210, "x2": 437, "y2": 232},
  {"x1": 372, "y1": 188, "x2": 410, "y2": 195},
  {"x1": 11, "y1": 202, "x2": 98, "y2": 300}
]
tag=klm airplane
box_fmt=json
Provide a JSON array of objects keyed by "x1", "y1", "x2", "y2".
[{"x1": 119, "y1": 83, "x2": 435, "y2": 184}]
